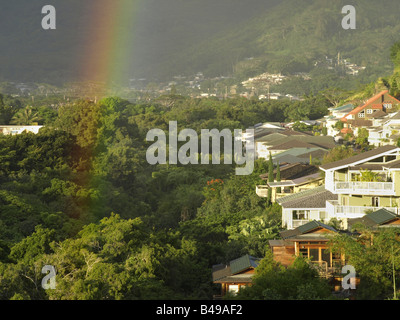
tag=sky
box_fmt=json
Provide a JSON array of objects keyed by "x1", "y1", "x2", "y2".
[{"x1": 0, "y1": 0, "x2": 280, "y2": 85}]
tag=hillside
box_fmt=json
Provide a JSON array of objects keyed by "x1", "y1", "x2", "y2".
[
  {"x1": 172, "y1": 0, "x2": 400, "y2": 81},
  {"x1": 0, "y1": 0, "x2": 280, "y2": 84},
  {"x1": 1, "y1": 0, "x2": 400, "y2": 87}
]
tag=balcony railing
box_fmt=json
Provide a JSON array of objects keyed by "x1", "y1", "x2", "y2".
[
  {"x1": 334, "y1": 181, "x2": 395, "y2": 195},
  {"x1": 326, "y1": 200, "x2": 398, "y2": 218},
  {"x1": 292, "y1": 219, "x2": 311, "y2": 228},
  {"x1": 309, "y1": 260, "x2": 344, "y2": 278},
  {"x1": 256, "y1": 185, "x2": 268, "y2": 198}
]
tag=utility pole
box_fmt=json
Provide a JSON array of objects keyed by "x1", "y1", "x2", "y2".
[{"x1": 392, "y1": 244, "x2": 397, "y2": 300}]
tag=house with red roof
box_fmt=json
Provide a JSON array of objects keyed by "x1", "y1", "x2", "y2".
[{"x1": 340, "y1": 90, "x2": 400, "y2": 135}]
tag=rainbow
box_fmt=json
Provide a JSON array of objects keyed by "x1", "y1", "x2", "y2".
[{"x1": 78, "y1": 0, "x2": 142, "y2": 90}]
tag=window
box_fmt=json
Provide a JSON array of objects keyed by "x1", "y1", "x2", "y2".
[
  {"x1": 321, "y1": 249, "x2": 330, "y2": 264},
  {"x1": 309, "y1": 249, "x2": 319, "y2": 262},
  {"x1": 358, "y1": 111, "x2": 365, "y2": 118},
  {"x1": 372, "y1": 197, "x2": 379, "y2": 207},
  {"x1": 366, "y1": 109, "x2": 373, "y2": 114},
  {"x1": 292, "y1": 210, "x2": 309, "y2": 220},
  {"x1": 299, "y1": 248, "x2": 308, "y2": 257},
  {"x1": 384, "y1": 103, "x2": 392, "y2": 109},
  {"x1": 228, "y1": 285, "x2": 239, "y2": 295}
]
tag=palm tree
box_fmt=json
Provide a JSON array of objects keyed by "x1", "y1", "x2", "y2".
[{"x1": 10, "y1": 106, "x2": 40, "y2": 125}]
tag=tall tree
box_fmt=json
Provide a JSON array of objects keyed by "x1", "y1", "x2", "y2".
[
  {"x1": 10, "y1": 106, "x2": 40, "y2": 125},
  {"x1": 267, "y1": 153, "x2": 274, "y2": 205},
  {"x1": 276, "y1": 162, "x2": 281, "y2": 194}
]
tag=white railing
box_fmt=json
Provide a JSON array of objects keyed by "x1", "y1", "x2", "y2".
[
  {"x1": 309, "y1": 261, "x2": 329, "y2": 277},
  {"x1": 334, "y1": 181, "x2": 395, "y2": 195},
  {"x1": 326, "y1": 200, "x2": 398, "y2": 218},
  {"x1": 292, "y1": 219, "x2": 310, "y2": 228},
  {"x1": 256, "y1": 185, "x2": 268, "y2": 198}
]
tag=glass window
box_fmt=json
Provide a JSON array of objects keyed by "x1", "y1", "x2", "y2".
[
  {"x1": 309, "y1": 249, "x2": 319, "y2": 262},
  {"x1": 228, "y1": 285, "x2": 239, "y2": 295},
  {"x1": 292, "y1": 210, "x2": 309, "y2": 220},
  {"x1": 299, "y1": 248, "x2": 308, "y2": 258},
  {"x1": 372, "y1": 197, "x2": 379, "y2": 207},
  {"x1": 321, "y1": 249, "x2": 330, "y2": 264}
]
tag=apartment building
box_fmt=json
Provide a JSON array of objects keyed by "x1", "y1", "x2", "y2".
[{"x1": 320, "y1": 145, "x2": 400, "y2": 229}]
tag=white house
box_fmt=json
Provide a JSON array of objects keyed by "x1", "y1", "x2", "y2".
[{"x1": 0, "y1": 125, "x2": 43, "y2": 136}]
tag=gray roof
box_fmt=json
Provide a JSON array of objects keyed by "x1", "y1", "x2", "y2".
[
  {"x1": 348, "y1": 208, "x2": 400, "y2": 228},
  {"x1": 272, "y1": 154, "x2": 310, "y2": 164},
  {"x1": 267, "y1": 172, "x2": 322, "y2": 188},
  {"x1": 266, "y1": 135, "x2": 335, "y2": 149},
  {"x1": 332, "y1": 104, "x2": 355, "y2": 112},
  {"x1": 291, "y1": 172, "x2": 323, "y2": 185},
  {"x1": 370, "y1": 110, "x2": 387, "y2": 119},
  {"x1": 230, "y1": 254, "x2": 260, "y2": 274},
  {"x1": 383, "y1": 159, "x2": 400, "y2": 169},
  {"x1": 213, "y1": 274, "x2": 254, "y2": 284},
  {"x1": 280, "y1": 220, "x2": 338, "y2": 240},
  {"x1": 320, "y1": 145, "x2": 399, "y2": 171},
  {"x1": 274, "y1": 147, "x2": 323, "y2": 157},
  {"x1": 268, "y1": 181, "x2": 296, "y2": 187},
  {"x1": 212, "y1": 254, "x2": 261, "y2": 282},
  {"x1": 269, "y1": 140, "x2": 319, "y2": 151},
  {"x1": 349, "y1": 158, "x2": 400, "y2": 170},
  {"x1": 277, "y1": 186, "x2": 326, "y2": 203},
  {"x1": 390, "y1": 111, "x2": 400, "y2": 120},
  {"x1": 255, "y1": 132, "x2": 288, "y2": 143},
  {"x1": 279, "y1": 189, "x2": 337, "y2": 209}
]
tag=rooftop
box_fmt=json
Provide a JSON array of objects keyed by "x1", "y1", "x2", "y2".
[
  {"x1": 212, "y1": 254, "x2": 261, "y2": 283},
  {"x1": 269, "y1": 140, "x2": 318, "y2": 151},
  {"x1": 267, "y1": 172, "x2": 322, "y2": 188},
  {"x1": 320, "y1": 145, "x2": 399, "y2": 171},
  {"x1": 277, "y1": 186, "x2": 338, "y2": 209},
  {"x1": 347, "y1": 208, "x2": 400, "y2": 229},
  {"x1": 342, "y1": 90, "x2": 389, "y2": 121},
  {"x1": 331, "y1": 104, "x2": 355, "y2": 112},
  {"x1": 280, "y1": 220, "x2": 338, "y2": 240},
  {"x1": 260, "y1": 163, "x2": 320, "y2": 181},
  {"x1": 278, "y1": 189, "x2": 337, "y2": 209}
]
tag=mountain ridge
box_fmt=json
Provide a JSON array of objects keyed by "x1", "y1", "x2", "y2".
[{"x1": 1, "y1": 0, "x2": 400, "y2": 86}]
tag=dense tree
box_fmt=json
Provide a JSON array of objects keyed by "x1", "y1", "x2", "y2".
[
  {"x1": 330, "y1": 228, "x2": 400, "y2": 300},
  {"x1": 10, "y1": 106, "x2": 40, "y2": 125},
  {"x1": 236, "y1": 250, "x2": 332, "y2": 300}
]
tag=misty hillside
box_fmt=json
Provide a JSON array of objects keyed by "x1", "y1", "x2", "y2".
[
  {"x1": 1, "y1": 0, "x2": 400, "y2": 85},
  {"x1": 171, "y1": 0, "x2": 400, "y2": 80},
  {"x1": 0, "y1": 0, "x2": 280, "y2": 84}
]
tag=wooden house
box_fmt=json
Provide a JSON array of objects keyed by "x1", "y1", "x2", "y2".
[
  {"x1": 212, "y1": 254, "x2": 261, "y2": 298},
  {"x1": 269, "y1": 220, "x2": 345, "y2": 277}
]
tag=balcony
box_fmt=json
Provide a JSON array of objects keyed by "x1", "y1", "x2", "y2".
[
  {"x1": 333, "y1": 181, "x2": 395, "y2": 196},
  {"x1": 309, "y1": 260, "x2": 344, "y2": 278},
  {"x1": 326, "y1": 200, "x2": 399, "y2": 219},
  {"x1": 256, "y1": 185, "x2": 268, "y2": 197},
  {"x1": 292, "y1": 219, "x2": 311, "y2": 228}
]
